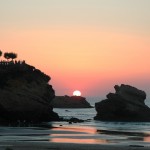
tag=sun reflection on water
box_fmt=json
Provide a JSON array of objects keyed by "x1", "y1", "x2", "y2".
[
  {"x1": 49, "y1": 126, "x2": 108, "y2": 144},
  {"x1": 144, "y1": 136, "x2": 150, "y2": 142},
  {"x1": 52, "y1": 126, "x2": 97, "y2": 134},
  {"x1": 50, "y1": 138, "x2": 107, "y2": 144}
]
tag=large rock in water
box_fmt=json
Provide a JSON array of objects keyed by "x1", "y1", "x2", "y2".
[
  {"x1": 51, "y1": 96, "x2": 93, "y2": 108},
  {"x1": 94, "y1": 84, "x2": 150, "y2": 121},
  {"x1": 0, "y1": 62, "x2": 59, "y2": 123}
]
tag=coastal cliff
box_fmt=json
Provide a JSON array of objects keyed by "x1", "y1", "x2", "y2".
[
  {"x1": 51, "y1": 96, "x2": 93, "y2": 108},
  {"x1": 94, "y1": 84, "x2": 150, "y2": 122},
  {"x1": 0, "y1": 62, "x2": 59, "y2": 123}
]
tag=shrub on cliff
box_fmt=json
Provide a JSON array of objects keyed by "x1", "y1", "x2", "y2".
[
  {"x1": 0, "y1": 50, "x2": 2, "y2": 58},
  {"x1": 4, "y1": 52, "x2": 17, "y2": 61}
]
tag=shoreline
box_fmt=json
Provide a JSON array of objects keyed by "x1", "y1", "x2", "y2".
[
  {"x1": 1, "y1": 112, "x2": 150, "y2": 150},
  {"x1": 0, "y1": 121, "x2": 150, "y2": 149}
]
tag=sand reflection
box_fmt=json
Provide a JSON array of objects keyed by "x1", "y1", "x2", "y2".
[
  {"x1": 50, "y1": 138, "x2": 107, "y2": 144},
  {"x1": 49, "y1": 126, "x2": 108, "y2": 144},
  {"x1": 52, "y1": 126, "x2": 97, "y2": 134},
  {"x1": 144, "y1": 136, "x2": 150, "y2": 142}
]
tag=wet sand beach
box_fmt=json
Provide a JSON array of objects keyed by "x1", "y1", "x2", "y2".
[
  {"x1": 0, "y1": 142, "x2": 150, "y2": 150},
  {"x1": 0, "y1": 123, "x2": 150, "y2": 150},
  {"x1": 1, "y1": 108, "x2": 150, "y2": 150}
]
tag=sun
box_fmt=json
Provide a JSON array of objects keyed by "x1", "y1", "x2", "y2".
[{"x1": 73, "y1": 90, "x2": 81, "y2": 96}]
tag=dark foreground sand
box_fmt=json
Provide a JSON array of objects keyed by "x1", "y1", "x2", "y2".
[{"x1": 0, "y1": 142, "x2": 150, "y2": 150}]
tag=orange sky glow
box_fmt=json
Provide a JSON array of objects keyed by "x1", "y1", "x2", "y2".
[{"x1": 0, "y1": 0, "x2": 150, "y2": 97}]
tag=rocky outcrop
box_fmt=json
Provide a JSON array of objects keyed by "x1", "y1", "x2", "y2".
[
  {"x1": 94, "y1": 84, "x2": 150, "y2": 122},
  {"x1": 51, "y1": 96, "x2": 93, "y2": 108},
  {"x1": 0, "y1": 62, "x2": 59, "y2": 123}
]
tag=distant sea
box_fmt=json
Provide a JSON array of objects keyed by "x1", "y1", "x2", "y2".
[{"x1": 1, "y1": 97, "x2": 150, "y2": 146}]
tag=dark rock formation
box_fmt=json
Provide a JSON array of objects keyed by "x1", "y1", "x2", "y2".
[
  {"x1": 0, "y1": 62, "x2": 59, "y2": 123},
  {"x1": 94, "y1": 84, "x2": 150, "y2": 122},
  {"x1": 51, "y1": 95, "x2": 93, "y2": 108}
]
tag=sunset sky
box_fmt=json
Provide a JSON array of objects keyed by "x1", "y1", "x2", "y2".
[{"x1": 0, "y1": 0, "x2": 150, "y2": 97}]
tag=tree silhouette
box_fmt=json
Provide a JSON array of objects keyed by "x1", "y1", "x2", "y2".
[
  {"x1": 4, "y1": 52, "x2": 10, "y2": 61},
  {"x1": 0, "y1": 50, "x2": 2, "y2": 58},
  {"x1": 4, "y1": 52, "x2": 17, "y2": 61},
  {"x1": 9, "y1": 52, "x2": 17, "y2": 61}
]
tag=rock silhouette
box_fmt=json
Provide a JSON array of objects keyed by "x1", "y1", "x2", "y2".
[
  {"x1": 94, "y1": 84, "x2": 150, "y2": 121},
  {"x1": 0, "y1": 62, "x2": 59, "y2": 123},
  {"x1": 51, "y1": 95, "x2": 93, "y2": 108}
]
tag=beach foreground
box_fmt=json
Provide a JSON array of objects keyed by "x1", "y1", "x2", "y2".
[
  {"x1": 1, "y1": 110, "x2": 150, "y2": 150},
  {"x1": 0, "y1": 142, "x2": 150, "y2": 150}
]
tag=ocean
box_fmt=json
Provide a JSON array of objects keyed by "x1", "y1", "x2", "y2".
[{"x1": 1, "y1": 97, "x2": 150, "y2": 146}]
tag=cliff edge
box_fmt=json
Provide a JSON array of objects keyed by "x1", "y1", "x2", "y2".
[{"x1": 0, "y1": 62, "x2": 59, "y2": 123}]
